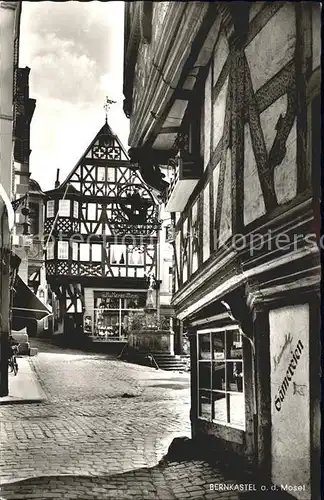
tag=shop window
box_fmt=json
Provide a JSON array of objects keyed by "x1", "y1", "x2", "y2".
[
  {"x1": 97, "y1": 167, "x2": 105, "y2": 182},
  {"x1": 197, "y1": 327, "x2": 245, "y2": 429},
  {"x1": 47, "y1": 241, "x2": 54, "y2": 260},
  {"x1": 58, "y1": 241, "x2": 69, "y2": 260},
  {"x1": 58, "y1": 200, "x2": 70, "y2": 217},
  {"x1": 93, "y1": 291, "x2": 146, "y2": 339},
  {"x1": 47, "y1": 200, "x2": 55, "y2": 218}
]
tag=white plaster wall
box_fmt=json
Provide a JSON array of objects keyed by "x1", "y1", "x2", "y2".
[
  {"x1": 269, "y1": 304, "x2": 310, "y2": 500},
  {"x1": 202, "y1": 183, "x2": 210, "y2": 262},
  {"x1": 212, "y1": 77, "x2": 228, "y2": 152},
  {"x1": 203, "y1": 67, "x2": 212, "y2": 169},
  {"x1": 243, "y1": 124, "x2": 265, "y2": 225},
  {"x1": 175, "y1": 231, "x2": 181, "y2": 291},
  {"x1": 245, "y1": 4, "x2": 296, "y2": 92},
  {"x1": 213, "y1": 162, "x2": 220, "y2": 212}
]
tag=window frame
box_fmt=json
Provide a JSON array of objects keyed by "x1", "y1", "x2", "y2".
[{"x1": 197, "y1": 326, "x2": 245, "y2": 430}]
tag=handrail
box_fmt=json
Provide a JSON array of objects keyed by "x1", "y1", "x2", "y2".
[{"x1": 146, "y1": 352, "x2": 159, "y2": 370}]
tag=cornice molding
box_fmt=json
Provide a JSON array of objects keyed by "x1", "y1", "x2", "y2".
[
  {"x1": 0, "y1": 113, "x2": 13, "y2": 121},
  {"x1": 245, "y1": 266, "x2": 320, "y2": 310},
  {"x1": 175, "y1": 244, "x2": 319, "y2": 320}
]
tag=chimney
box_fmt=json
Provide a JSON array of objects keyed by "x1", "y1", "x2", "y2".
[{"x1": 55, "y1": 168, "x2": 60, "y2": 188}]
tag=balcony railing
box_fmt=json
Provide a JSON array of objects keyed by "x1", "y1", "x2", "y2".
[{"x1": 165, "y1": 152, "x2": 202, "y2": 212}]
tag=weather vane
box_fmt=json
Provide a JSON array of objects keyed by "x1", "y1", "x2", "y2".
[{"x1": 104, "y1": 96, "x2": 117, "y2": 121}]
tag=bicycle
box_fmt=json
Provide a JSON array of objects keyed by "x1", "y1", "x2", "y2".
[{"x1": 8, "y1": 345, "x2": 19, "y2": 376}]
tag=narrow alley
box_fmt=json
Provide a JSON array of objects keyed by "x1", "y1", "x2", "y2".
[{"x1": 0, "y1": 342, "x2": 243, "y2": 500}]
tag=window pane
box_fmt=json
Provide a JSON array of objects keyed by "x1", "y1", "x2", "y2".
[
  {"x1": 110, "y1": 245, "x2": 126, "y2": 265},
  {"x1": 128, "y1": 246, "x2": 144, "y2": 265},
  {"x1": 58, "y1": 241, "x2": 68, "y2": 259},
  {"x1": 73, "y1": 201, "x2": 78, "y2": 218},
  {"x1": 227, "y1": 330, "x2": 243, "y2": 359},
  {"x1": 212, "y1": 362, "x2": 226, "y2": 391},
  {"x1": 198, "y1": 390, "x2": 212, "y2": 419},
  {"x1": 227, "y1": 361, "x2": 243, "y2": 392},
  {"x1": 59, "y1": 200, "x2": 70, "y2": 216},
  {"x1": 97, "y1": 167, "x2": 105, "y2": 182},
  {"x1": 92, "y1": 244, "x2": 101, "y2": 262},
  {"x1": 47, "y1": 242, "x2": 54, "y2": 260},
  {"x1": 213, "y1": 392, "x2": 227, "y2": 423},
  {"x1": 213, "y1": 331, "x2": 225, "y2": 360},
  {"x1": 80, "y1": 243, "x2": 90, "y2": 261},
  {"x1": 198, "y1": 333, "x2": 211, "y2": 360},
  {"x1": 47, "y1": 200, "x2": 54, "y2": 218},
  {"x1": 198, "y1": 362, "x2": 211, "y2": 390},
  {"x1": 228, "y1": 393, "x2": 245, "y2": 428},
  {"x1": 87, "y1": 203, "x2": 96, "y2": 220}
]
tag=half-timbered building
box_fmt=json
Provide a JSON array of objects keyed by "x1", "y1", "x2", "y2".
[
  {"x1": 123, "y1": 2, "x2": 320, "y2": 499},
  {"x1": 44, "y1": 118, "x2": 173, "y2": 346}
]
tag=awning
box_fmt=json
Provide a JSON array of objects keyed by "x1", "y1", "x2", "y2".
[{"x1": 12, "y1": 276, "x2": 52, "y2": 330}]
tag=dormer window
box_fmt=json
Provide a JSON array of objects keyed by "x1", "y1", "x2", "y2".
[{"x1": 59, "y1": 200, "x2": 70, "y2": 216}]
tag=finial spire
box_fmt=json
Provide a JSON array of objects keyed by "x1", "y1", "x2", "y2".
[{"x1": 104, "y1": 96, "x2": 117, "y2": 122}]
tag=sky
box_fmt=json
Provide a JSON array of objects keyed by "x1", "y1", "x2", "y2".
[{"x1": 19, "y1": 1, "x2": 130, "y2": 191}]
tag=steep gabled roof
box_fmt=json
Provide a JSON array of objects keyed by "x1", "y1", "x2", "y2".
[{"x1": 59, "y1": 120, "x2": 129, "y2": 189}]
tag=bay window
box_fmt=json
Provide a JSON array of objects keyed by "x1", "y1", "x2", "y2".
[{"x1": 197, "y1": 326, "x2": 245, "y2": 429}]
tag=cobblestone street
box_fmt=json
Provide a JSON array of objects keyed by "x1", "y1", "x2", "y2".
[{"x1": 0, "y1": 341, "x2": 244, "y2": 499}]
